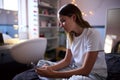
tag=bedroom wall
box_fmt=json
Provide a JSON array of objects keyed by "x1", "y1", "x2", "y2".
[{"x1": 58, "y1": 0, "x2": 120, "y2": 25}]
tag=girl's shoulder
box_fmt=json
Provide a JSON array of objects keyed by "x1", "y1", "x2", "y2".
[{"x1": 84, "y1": 28, "x2": 100, "y2": 36}]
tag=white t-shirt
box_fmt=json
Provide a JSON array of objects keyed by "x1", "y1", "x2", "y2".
[{"x1": 67, "y1": 28, "x2": 107, "y2": 77}]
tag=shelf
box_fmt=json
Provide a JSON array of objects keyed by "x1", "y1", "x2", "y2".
[
  {"x1": 40, "y1": 27, "x2": 58, "y2": 29},
  {"x1": 47, "y1": 47, "x2": 56, "y2": 51},
  {"x1": 39, "y1": 0, "x2": 59, "y2": 51},
  {"x1": 38, "y1": 0, "x2": 56, "y2": 9},
  {"x1": 38, "y1": 3, "x2": 55, "y2": 9},
  {"x1": 39, "y1": 14, "x2": 56, "y2": 18},
  {"x1": 47, "y1": 37, "x2": 59, "y2": 40}
]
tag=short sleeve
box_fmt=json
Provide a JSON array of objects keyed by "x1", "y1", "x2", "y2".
[{"x1": 86, "y1": 29, "x2": 104, "y2": 52}]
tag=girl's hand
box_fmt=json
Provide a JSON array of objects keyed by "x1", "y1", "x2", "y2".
[
  {"x1": 35, "y1": 66, "x2": 55, "y2": 78},
  {"x1": 39, "y1": 64, "x2": 48, "y2": 69}
]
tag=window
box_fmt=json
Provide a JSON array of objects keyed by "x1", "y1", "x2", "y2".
[{"x1": 3, "y1": 0, "x2": 18, "y2": 11}]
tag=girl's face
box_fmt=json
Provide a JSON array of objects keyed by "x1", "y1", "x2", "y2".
[{"x1": 59, "y1": 15, "x2": 75, "y2": 32}]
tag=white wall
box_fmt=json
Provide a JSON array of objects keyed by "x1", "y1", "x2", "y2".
[{"x1": 59, "y1": 0, "x2": 120, "y2": 25}]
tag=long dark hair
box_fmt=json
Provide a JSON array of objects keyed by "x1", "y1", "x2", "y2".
[{"x1": 58, "y1": 3, "x2": 92, "y2": 43}]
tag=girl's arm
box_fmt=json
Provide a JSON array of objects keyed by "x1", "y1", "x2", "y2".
[
  {"x1": 49, "y1": 51, "x2": 98, "y2": 78},
  {"x1": 49, "y1": 49, "x2": 72, "y2": 71}
]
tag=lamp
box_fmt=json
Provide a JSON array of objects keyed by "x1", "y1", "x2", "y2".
[{"x1": 10, "y1": 38, "x2": 47, "y2": 64}]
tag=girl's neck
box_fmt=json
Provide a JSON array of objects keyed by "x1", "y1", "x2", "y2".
[
  {"x1": 72, "y1": 27, "x2": 84, "y2": 37},
  {"x1": 71, "y1": 28, "x2": 84, "y2": 37}
]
